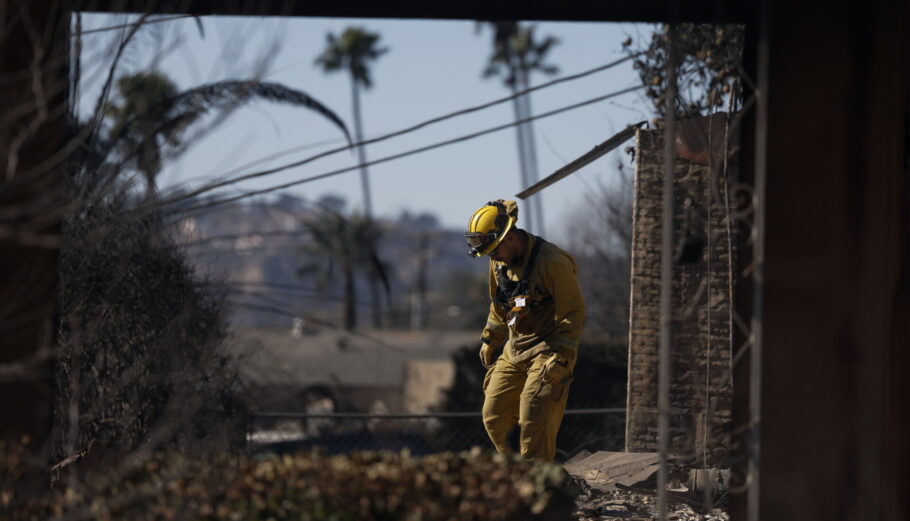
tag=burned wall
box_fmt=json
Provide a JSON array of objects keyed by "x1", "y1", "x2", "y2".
[{"x1": 625, "y1": 114, "x2": 737, "y2": 468}]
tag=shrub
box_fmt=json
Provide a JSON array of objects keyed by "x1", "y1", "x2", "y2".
[
  {"x1": 4, "y1": 443, "x2": 577, "y2": 521},
  {"x1": 54, "y1": 206, "x2": 248, "y2": 464}
]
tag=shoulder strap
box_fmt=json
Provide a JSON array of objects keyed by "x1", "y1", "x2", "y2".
[
  {"x1": 517, "y1": 237, "x2": 546, "y2": 296},
  {"x1": 524, "y1": 237, "x2": 546, "y2": 277}
]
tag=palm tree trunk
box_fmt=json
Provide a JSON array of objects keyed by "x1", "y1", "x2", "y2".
[
  {"x1": 350, "y1": 79, "x2": 372, "y2": 219},
  {"x1": 510, "y1": 83, "x2": 533, "y2": 232},
  {"x1": 140, "y1": 140, "x2": 159, "y2": 203},
  {"x1": 367, "y1": 243, "x2": 381, "y2": 329},
  {"x1": 350, "y1": 77, "x2": 381, "y2": 328},
  {"x1": 411, "y1": 233, "x2": 429, "y2": 330},
  {"x1": 520, "y1": 69, "x2": 545, "y2": 236},
  {"x1": 343, "y1": 261, "x2": 356, "y2": 330}
]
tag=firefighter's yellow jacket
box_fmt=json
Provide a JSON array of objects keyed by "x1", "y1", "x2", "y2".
[{"x1": 480, "y1": 232, "x2": 585, "y2": 366}]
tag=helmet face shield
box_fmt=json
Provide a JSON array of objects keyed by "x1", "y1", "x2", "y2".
[{"x1": 465, "y1": 232, "x2": 498, "y2": 257}]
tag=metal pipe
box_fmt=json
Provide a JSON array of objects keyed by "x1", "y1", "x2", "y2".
[
  {"x1": 748, "y1": 3, "x2": 770, "y2": 521},
  {"x1": 658, "y1": 22, "x2": 679, "y2": 521}
]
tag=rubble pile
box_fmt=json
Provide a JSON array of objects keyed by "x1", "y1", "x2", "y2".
[
  {"x1": 572, "y1": 485, "x2": 729, "y2": 521},
  {"x1": 565, "y1": 451, "x2": 730, "y2": 521}
]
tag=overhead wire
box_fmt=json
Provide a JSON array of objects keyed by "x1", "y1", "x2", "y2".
[
  {"x1": 163, "y1": 84, "x2": 647, "y2": 218},
  {"x1": 214, "y1": 134, "x2": 362, "y2": 181},
  {"x1": 175, "y1": 229, "x2": 310, "y2": 248},
  {"x1": 227, "y1": 301, "x2": 407, "y2": 354},
  {"x1": 228, "y1": 285, "x2": 369, "y2": 307},
  {"x1": 79, "y1": 14, "x2": 197, "y2": 36},
  {"x1": 222, "y1": 280, "x2": 325, "y2": 294},
  {"x1": 138, "y1": 53, "x2": 643, "y2": 214},
  {"x1": 193, "y1": 245, "x2": 306, "y2": 255}
]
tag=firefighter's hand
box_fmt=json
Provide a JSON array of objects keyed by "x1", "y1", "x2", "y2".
[
  {"x1": 479, "y1": 343, "x2": 498, "y2": 368},
  {"x1": 541, "y1": 353, "x2": 570, "y2": 384}
]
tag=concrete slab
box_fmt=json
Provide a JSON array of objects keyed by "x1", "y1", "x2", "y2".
[{"x1": 564, "y1": 451, "x2": 660, "y2": 491}]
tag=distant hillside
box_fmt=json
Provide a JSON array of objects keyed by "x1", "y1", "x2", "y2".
[{"x1": 172, "y1": 194, "x2": 489, "y2": 331}]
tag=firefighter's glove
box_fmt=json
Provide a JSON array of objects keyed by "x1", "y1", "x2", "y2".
[
  {"x1": 541, "y1": 353, "x2": 570, "y2": 385},
  {"x1": 506, "y1": 295, "x2": 534, "y2": 335},
  {"x1": 479, "y1": 343, "x2": 499, "y2": 369}
]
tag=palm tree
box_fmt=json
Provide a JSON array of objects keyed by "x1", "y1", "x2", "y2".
[
  {"x1": 105, "y1": 72, "x2": 179, "y2": 202},
  {"x1": 297, "y1": 207, "x2": 389, "y2": 331},
  {"x1": 481, "y1": 22, "x2": 559, "y2": 235},
  {"x1": 315, "y1": 28, "x2": 388, "y2": 328},
  {"x1": 104, "y1": 71, "x2": 351, "y2": 202},
  {"x1": 314, "y1": 27, "x2": 387, "y2": 219}
]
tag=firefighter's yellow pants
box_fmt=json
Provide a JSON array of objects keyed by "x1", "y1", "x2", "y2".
[{"x1": 481, "y1": 350, "x2": 573, "y2": 461}]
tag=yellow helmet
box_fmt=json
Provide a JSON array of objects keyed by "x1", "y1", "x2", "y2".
[{"x1": 464, "y1": 200, "x2": 517, "y2": 257}]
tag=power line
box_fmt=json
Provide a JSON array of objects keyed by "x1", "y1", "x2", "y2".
[
  {"x1": 80, "y1": 15, "x2": 197, "y2": 36},
  {"x1": 213, "y1": 135, "x2": 363, "y2": 181},
  {"x1": 228, "y1": 301, "x2": 407, "y2": 354},
  {"x1": 166, "y1": 84, "x2": 646, "y2": 217},
  {"x1": 142, "y1": 54, "x2": 642, "y2": 213},
  {"x1": 223, "y1": 280, "x2": 324, "y2": 293},
  {"x1": 194, "y1": 245, "x2": 305, "y2": 255},
  {"x1": 176, "y1": 229, "x2": 310, "y2": 248},
  {"x1": 229, "y1": 286, "x2": 369, "y2": 307}
]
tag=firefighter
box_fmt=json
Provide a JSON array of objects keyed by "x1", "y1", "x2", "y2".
[{"x1": 464, "y1": 199, "x2": 585, "y2": 461}]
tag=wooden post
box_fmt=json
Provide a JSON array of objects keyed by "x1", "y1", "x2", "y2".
[{"x1": 0, "y1": 1, "x2": 69, "y2": 447}]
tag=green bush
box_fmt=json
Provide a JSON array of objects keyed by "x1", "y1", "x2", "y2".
[{"x1": 4, "y1": 443, "x2": 576, "y2": 521}]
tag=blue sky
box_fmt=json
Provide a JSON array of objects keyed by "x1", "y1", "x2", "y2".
[{"x1": 77, "y1": 14, "x2": 653, "y2": 234}]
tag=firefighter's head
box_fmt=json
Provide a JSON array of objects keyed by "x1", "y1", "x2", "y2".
[{"x1": 464, "y1": 200, "x2": 520, "y2": 260}]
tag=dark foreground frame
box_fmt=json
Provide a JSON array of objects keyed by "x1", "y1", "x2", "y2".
[{"x1": 2, "y1": 2, "x2": 907, "y2": 520}]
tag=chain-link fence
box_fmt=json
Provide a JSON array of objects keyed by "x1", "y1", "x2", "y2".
[{"x1": 249, "y1": 409, "x2": 625, "y2": 463}]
